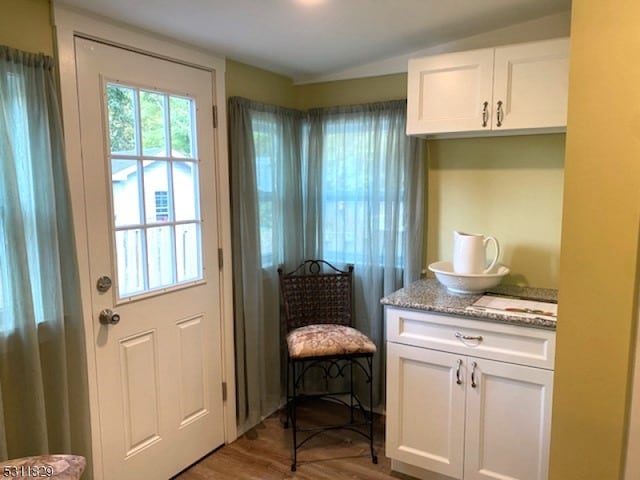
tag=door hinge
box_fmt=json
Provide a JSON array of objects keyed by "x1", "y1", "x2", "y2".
[
  {"x1": 222, "y1": 382, "x2": 227, "y2": 402},
  {"x1": 218, "y1": 248, "x2": 223, "y2": 269},
  {"x1": 212, "y1": 105, "x2": 218, "y2": 129}
]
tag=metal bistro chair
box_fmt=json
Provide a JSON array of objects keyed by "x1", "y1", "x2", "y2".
[{"x1": 278, "y1": 259, "x2": 378, "y2": 471}]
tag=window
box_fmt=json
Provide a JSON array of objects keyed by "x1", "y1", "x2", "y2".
[
  {"x1": 107, "y1": 83, "x2": 202, "y2": 298},
  {"x1": 251, "y1": 112, "x2": 284, "y2": 268},
  {"x1": 319, "y1": 116, "x2": 406, "y2": 266},
  {"x1": 0, "y1": 57, "x2": 61, "y2": 332},
  {"x1": 248, "y1": 101, "x2": 410, "y2": 270},
  {"x1": 155, "y1": 190, "x2": 169, "y2": 221}
]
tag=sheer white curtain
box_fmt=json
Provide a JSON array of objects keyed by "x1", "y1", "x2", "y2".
[
  {"x1": 305, "y1": 101, "x2": 425, "y2": 406},
  {"x1": 229, "y1": 97, "x2": 424, "y2": 430},
  {"x1": 0, "y1": 46, "x2": 91, "y2": 469}
]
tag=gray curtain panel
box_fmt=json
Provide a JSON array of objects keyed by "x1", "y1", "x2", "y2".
[
  {"x1": 0, "y1": 46, "x2": 92, "y2": 472},
  {"x1": 229, "y1": 98, "x2": 305, "y2": 432},
  {"x1": 229, "y1": 96, "x2": 425, "y2": 433}
]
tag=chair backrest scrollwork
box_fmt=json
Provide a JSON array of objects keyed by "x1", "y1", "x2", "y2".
[{"x1": 278, "y1": 259, "x2": 354, "y2": 332}]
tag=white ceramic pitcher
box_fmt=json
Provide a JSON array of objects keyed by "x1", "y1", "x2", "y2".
[{"x1": 453, "y1": 231, "x2": 500, "y2": 274}]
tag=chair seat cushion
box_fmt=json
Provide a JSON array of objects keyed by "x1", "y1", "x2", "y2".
[{"x1": 286, "y1": 324, "x2": 376, "y2": 359}]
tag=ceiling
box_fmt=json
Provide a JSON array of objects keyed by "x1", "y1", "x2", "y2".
[{"x1": 55, "y1": 0, "x2": 572, "y2": 83}]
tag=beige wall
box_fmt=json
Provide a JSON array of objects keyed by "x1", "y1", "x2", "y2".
[
  {"x1": 550, "y1": 1, "x2": 640, "y2": 478},
  {"x1": 0, "y1": 0, "x2": 53, "y2": 55}
]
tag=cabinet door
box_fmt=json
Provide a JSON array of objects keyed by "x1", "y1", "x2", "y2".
[
  {"x1": 464, "y1": 358, "x2": 554, "y2": 480},
  {"x1": 493, "y1": 38, "x2": 569, "y2": 130},
  {"x1": 386, "y1": 342, "x2": 466, "y2": 479},
  {"x1": 407, "y1": 48, "x2": 494, "y2": 135}
]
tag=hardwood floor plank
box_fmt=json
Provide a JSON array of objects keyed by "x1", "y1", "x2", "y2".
[{"x1": 174, "y1": 399, "x2": 399, "y2": 479}]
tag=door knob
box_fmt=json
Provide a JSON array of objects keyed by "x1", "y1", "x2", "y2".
[{"x1": 99, "y1": 308, "x2": 121, "y2": 325}]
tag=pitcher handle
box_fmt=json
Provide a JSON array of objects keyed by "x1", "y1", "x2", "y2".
[{"x1": 483, "y1": 236, "x2": 500, "y2": 273}]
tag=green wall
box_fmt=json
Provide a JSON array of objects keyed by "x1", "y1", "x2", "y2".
[
  {"x1": 295, "y1": 73, "x2": 408, "y2": 110},
  {"x1": 0, "y1": 0, "x2": 53, "y2": 55},
  {"x1": 226, "y1": 59, "x2": 296, "y2": 108},
  {"x1": 427, "y1": 134, "x2": 564, "y2": 288}
]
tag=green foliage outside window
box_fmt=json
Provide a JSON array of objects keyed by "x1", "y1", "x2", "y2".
[{"x1": 107, "y1": 84, "x2": 193, "y2": 158}]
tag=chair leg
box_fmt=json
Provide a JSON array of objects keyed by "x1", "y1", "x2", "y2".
[
  {"x1": 290, "y1": 359, "x2": 298, "y2": 472},
  {"x1": 284, "y1": 356, "x2": 291, "y2": 429},
  {"x1": 349, "y1": 360, "x2": 355, "y2": 423},
  {"x1": 367, "y1": 355, "x2": 378, "y2": 464}
]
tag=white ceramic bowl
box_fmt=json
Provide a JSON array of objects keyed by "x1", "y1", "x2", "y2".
[{"x1": 428, "y1": 261, "x2": 510, "y2": 294}]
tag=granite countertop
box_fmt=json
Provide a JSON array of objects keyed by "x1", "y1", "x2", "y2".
[
  {"x1": 0, "y1": 455, "x2": 86, "y2": 479},
  {"x1": 380, "y1": 278, "x2": 558, "y2": 330}
]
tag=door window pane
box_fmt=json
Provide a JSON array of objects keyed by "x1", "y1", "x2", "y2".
[
  {"x1": 175, "y1": 223, "x2": 200, "y2": 282},
  {"x1": 170, "y1": 96, "x2": 194, "y2": 158},
  {"x1": 107, "y1": 85, "x2": 137, "y2": 155},
  {"x1": 112, "y1": 159, "x2": 141, "y2": 227},
  {"x1": 116, "y1": 229, "x2": 145, "y2": 297},
  {"x1": 147, "y1": 226, "x2": 174, "y2": 289},
  {"x1": 143, "y1": 160, "x2": 171, "y2": 223},
  {"x1": 106, "y1": 82, "x2": 203, "y2": 299},
  {"x1": 140, "y1": 91, "x2": 167, "y2": 157},
  {"x1": 173, "y1": 161, "x2": 199, "y2": 221}
]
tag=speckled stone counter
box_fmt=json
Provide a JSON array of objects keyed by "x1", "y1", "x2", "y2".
[
  {"x1": 381, "y1": 278, "x2": 558, "y2": 330},
  {"x1": 0, "y1": 455, "x2": 85, "y2": 479}
]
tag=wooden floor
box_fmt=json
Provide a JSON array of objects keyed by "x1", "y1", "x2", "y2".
[{"x1": 174, "y1": 399, "x2": 401, "y2": 479}]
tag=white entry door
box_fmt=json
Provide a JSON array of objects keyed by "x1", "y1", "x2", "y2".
[{"x1": 75, "y1": 37, "x2": 225, "y2": 479}]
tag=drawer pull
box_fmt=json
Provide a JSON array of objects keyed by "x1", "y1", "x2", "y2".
[
  {"x1": 456, "y1": 359, "x2": 463, "y2": 385},
  {"x1": 455, "y1": 332, "x2": 484, "y2": 342},
  {"x1": 471, "y1": 361, "x2": 478, "y2": 388}
]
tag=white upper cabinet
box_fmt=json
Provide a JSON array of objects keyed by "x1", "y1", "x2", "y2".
[{"x1": 407, "y1": 38, "x2": 570, "y2": 137}]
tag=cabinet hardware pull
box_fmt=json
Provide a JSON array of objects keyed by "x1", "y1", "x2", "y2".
[
  {"x1": 496, "y1": 100, "x2": 504, "y2": 127},
  {"x1": 456, "y1": 359, "x2": 463, "y2": 385},
  {"x1": 455, "y1": 331, "x2": 483, "y2": 342},
  {"x1": 482, "y1": 101, "x2": 489, "y2": 127},
  {"x1": 471, "y1": 361, "x2": 478, "y2": 388}
]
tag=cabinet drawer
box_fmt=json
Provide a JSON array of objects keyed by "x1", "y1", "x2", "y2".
[{"x1": 386, "y1": 307, "x2": 555, "y2": 369}]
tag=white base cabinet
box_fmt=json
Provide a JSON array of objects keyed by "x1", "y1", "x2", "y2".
[
  {"x1": 385, "y1": 307, "x2": 555, "y2": 480},
  {"x1": 406, "y1": 37, "x2": 570, "y2": 138}
]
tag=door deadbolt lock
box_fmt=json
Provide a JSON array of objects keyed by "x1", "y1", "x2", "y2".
[
  {"x1": 96, "y1": 276, "x2": 113, "y2": 293},
  {"x1": 99, "y1": 308, "x2": 121, "y2": 325}
]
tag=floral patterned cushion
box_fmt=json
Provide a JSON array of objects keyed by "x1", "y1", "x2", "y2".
[{"x1": 286, "y1": 324, "x2": 376, "y2": 359}]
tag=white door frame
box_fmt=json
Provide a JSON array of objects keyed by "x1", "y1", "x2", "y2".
[{"x1": 52, "y1": 6, "x2": 237, "y2": 478}]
